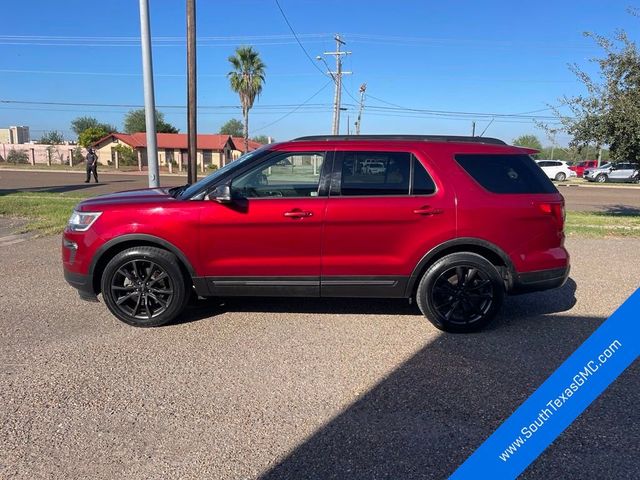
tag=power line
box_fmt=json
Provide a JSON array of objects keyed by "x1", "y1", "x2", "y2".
[
  {"x1": 252, "y1": 80, "x2": 333, "y2": 133},
  {"x1": 273, "y1": 0, "x2": 328, "y2": 77}
]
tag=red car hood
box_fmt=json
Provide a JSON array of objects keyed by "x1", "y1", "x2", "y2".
[{"x1": 77, "y1": 187, "x2": 175, "y2": 210}]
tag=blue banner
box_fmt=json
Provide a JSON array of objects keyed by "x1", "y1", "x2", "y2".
[{"x1": 450, "y1": 288, "x2": 640, "y2": 479}]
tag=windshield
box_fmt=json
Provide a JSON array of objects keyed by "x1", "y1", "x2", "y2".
[{"x1": 177, "y1": 146, "x2": 272, "y2": 199}]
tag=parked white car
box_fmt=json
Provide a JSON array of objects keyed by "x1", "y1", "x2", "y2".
[{"x1": 535, "y1": 160, "x2": 577, "y2": 181}]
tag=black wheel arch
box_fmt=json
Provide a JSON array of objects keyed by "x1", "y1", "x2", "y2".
[
  {"x1": 405, "y1": 238, "x2": 516, "y2": 297},
  {"x1": 90, "y1": 234, "x2": 197, "y2": 295}
]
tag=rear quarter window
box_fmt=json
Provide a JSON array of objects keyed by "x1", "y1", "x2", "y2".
[{"x1": 455, "y1": 154, "x2": 557, "y2": 194}]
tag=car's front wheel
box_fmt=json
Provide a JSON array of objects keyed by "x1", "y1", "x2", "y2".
[
  {"x1": 101, "y1": 246, "x2": 188, "y2": 327},
  {"x1": 596, "y1": 174, "x2": 607, "y2": 183},
  {"x1": 555, "y1": 172, "x2": 567, "y2": 181},
  {"x1": 416, "y1": 253, "x2": 504, "y2": 333}
]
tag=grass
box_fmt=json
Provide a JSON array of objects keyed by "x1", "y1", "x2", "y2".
[
  {"x1": 565, "y1": 211, "x2": 640, "y2": 237},
  {"x1": 0, "y1": 192, "x2": 85, "y2": 235},
  {"x1": 1, "y1": 192, "x2": 640, "y2": 238}
]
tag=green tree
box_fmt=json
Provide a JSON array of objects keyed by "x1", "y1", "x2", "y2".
[
  {"x1": 38, "y1": 130, "x2": 64, "y2": 144},
  {"x1": 123, "y1": 109, "x2": 178, "y2": 134},
  {"x1": 550, "y1": 27, "x2": 640, "y2": 162},
  {"x1": 513, "y1": 134, "x2": 543, "y2": 157},
  {"x1": 251, "y1": 135, "x2": 271, "y2": 144},
  {"x1": 78, "y1": 126, "x2": 110, "y2": 147},
  {"x1": 71, "y1": 116, "x2": 117, "y2": 137},
  {"x1": 228, "y1": 46, "x2": 266, "y2": 153},
  {"x1": 219, "y1": 118, "x2": 244, "y2": 136}
]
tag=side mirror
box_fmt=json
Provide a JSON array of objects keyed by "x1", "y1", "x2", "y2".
[{"x1": 210, "y1": 184, "x2": 232, "y2": 203}]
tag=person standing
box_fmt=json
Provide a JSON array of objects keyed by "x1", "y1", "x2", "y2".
[{"x1": 85, "y1": 147, "x2": 99, "y2": 183}]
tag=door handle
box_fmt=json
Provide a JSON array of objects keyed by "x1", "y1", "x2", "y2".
[
  {"x1": 284, "y1": 209, "x2": 313, "y2": 218},
  {"x1": 413, "y1": 206, "x2": 444, "y2": 216}
]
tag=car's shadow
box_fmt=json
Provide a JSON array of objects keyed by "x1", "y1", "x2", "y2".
[
  {"x1": 176, "y1": 278, "x2": 577, "y2": 326},
  {"x1": 179, "y1": 278, "x2": 636, "y2": 479}
]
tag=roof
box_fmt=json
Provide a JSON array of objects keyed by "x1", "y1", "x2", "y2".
[
  {"x1": 93, "y1": 133, "x2": 236, "y2": 150},
  {"x1": 292, "y1": 135, "x2": 506, "y2": 145},
  {"x1": 231, "y1": 137, "x2": 264, "y2": 151}
]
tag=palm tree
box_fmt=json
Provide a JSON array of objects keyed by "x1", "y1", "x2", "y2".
[{"x1": 228, "y1": 46, "x2": 266, "y2": 153}]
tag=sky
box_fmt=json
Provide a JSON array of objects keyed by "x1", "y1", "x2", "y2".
[{"x1": 0, "y1": 0, "x2": 639, "y2": 145}]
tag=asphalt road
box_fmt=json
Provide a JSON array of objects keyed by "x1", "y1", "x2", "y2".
[
  {"x1": 0, "y1": 169, "x2": 639, "y2": 212},
  {"x1": 1, "y1": 235, "x2": 638, "y2": 479}
]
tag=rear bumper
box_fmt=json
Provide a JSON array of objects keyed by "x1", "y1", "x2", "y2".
[
  {"x1": 510, "y1": 266, "x2": 570, "y2": 294},
  {"x1": 64, "y1": 269, "x2": 99, "y2": 302}
]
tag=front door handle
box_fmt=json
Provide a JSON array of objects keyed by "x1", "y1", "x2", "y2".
[
  {"x1": 413, "y1": 206, "x2": 444, "y2": 216},
  {"x1": 284, "y1": 209, "x2": 313, "y2": 218}
]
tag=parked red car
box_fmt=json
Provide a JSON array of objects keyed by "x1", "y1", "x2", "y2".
[
  {"x1": 63, "y1": 135, "x2": 569, "y2": 332},
  {"x1": 569, "y1": 160, "x2": 598, "y2": 178}
]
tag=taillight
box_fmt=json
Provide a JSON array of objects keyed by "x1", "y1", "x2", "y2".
[{"x1": 537, "y1": 202, "x2": 565, "y2": 229}]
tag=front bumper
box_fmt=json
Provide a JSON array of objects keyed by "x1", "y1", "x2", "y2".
[
  {"x1": 510, "y1": 266, "x2": 570, "y2": 294},
  {"x1": 63, "y1": 269, "x2": 99, "y2": 302}
]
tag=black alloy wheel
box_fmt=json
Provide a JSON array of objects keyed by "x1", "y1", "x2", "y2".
[
  {"x1": 431, "y1": 266, "x2": 494, "y2": 325},
  {"x1": 101, "y1": 246, "x2": 188, "y2": 327},
  {"x1": 110, "y1": 259, "x2": 174, "y2": 320},
  {"x1": 416, "y1": 252, "x2": 504, "y2": 333}
]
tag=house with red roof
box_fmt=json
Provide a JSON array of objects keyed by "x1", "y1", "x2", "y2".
[
  {"x1": 92, "y1": 132, "x2": 241, "y2": 172},
  {"x1": 231, "y1": 137, "x2": 264, "y2": 159}
]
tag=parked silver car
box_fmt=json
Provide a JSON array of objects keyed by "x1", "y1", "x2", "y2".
[{"x1": 584, "y1": 162, "x2": 640, "y2": 183}]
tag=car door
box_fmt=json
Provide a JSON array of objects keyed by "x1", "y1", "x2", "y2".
[
  {"x1": 198, "y1": 150, "x2": 331, "y2": 296},
  {"x1": 611, "y1": 163, "x2": 632, "y2": 182},
  {"x1": 321, "y1": 148, "x2": 456, "y2": 297}
]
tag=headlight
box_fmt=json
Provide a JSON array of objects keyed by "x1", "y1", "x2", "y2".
[{"x1": 68, "y1": 210, "x2": 102, "y2": 232}]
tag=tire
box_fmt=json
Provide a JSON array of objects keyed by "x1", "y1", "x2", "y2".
[
  {"x1": 100, "y1": 246, "x2": 189, "y2": 327},
  {"x1": 555, "y1": 172, "x2": 567, "y2": 181},
  {"x1": 596, "y1": 174, "x2": 607, "y2": 183},
  {"x1": 416, "y1": 253, "x2": 504, "y2": 333}
]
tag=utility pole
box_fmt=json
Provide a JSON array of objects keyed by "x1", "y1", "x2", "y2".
[
  {"x1": 186, "y1": 0, "x2": 197, "y2": 184},
  {"x1": 138, "y1": 0, "x2": 159, "y2": 187},
  {"x1": 471, "y1": 121, "x2": 476, "y2": 137},
  {"x1": 319, "y1": 35, "x2": 351, "y2": 135},
  {"x1": 355, "y1": 83, "x2": 366, "y2": 135}
]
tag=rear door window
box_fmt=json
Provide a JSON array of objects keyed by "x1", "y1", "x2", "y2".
[
  {"x1": 339, "y1": 151, "x2": 410, "y2": 196},
  {"x1": 455, "y1": 154, "x2": 557, "y2": 194}
]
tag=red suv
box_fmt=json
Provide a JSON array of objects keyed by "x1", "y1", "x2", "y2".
[
  {"x1": 569, "y1": 160, "x2": 598, "y2": 178},
  {"x1": 63, "y1": 135, "x2": 569, "y2": 332}
]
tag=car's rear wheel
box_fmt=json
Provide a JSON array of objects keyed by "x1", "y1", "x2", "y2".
[
  {"x1": 416, "y1": 253, "x2": 504, "y2": 333},
  {"x1": 101, "y1": 246, "x2": 188, "y2": 327},
  {"x1": 555, "y1": 172, "x2": 567, "y2": 181},
  {"x1": 596, "y1": 174, "x2": 607, "y2": 183}
]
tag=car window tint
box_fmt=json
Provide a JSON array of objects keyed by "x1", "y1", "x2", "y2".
[
  {"x1": 231, "y1": 151, "x2": 325, "y2": 198},
  {"x1": 340, "y1": 151, "x2": 410, "y2": 196},
  {"x1": 413, "y1": 157, "x2": 436, "y2": 195},
  {"x1": 455, "y1": 154, "x2": 557, "y2": 194}
]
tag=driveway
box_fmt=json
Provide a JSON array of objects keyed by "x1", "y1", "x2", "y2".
[{"x1": 0, "y1": 236, "x2": 638, "y2": 479}]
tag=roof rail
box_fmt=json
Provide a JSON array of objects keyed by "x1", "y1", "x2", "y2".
[{"x1": 291, "y1": 134, "x2": 507, "y2": 145}]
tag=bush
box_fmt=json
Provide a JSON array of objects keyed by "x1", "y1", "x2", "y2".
[
  {"x1": 207, "y1": 164, "x2": 219, "y2": 170},
  {"x1": 73, "y1": 147, "x2": 85, "y2": 164},
  {"x1": 113, "y1": 145, "x2": 138, "y2": 167},
  {"x1": 7, "y1": 149, "x2": 29, "y2": 164}
]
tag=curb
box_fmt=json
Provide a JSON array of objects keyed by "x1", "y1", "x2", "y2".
[{"x1": 557, "y1": 183, "x2": 640, "y2": 191}]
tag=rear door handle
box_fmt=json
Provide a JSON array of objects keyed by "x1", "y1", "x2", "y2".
[
  {"x1": 284, "y1": 209, "x2": 313, "y2": 218},
  {"x1": 413, "y1": 206, "x2": 444, "y2": 216}
]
